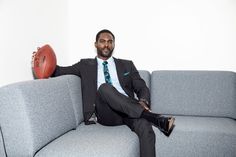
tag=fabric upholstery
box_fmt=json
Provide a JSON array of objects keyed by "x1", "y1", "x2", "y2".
[
  {"x1": 66, "y1": 75, "x2": 84, "y2": 125},
  {"x1": 138, "y1": 70, "x2": 151, "y2": 88},
  {"x1": 135, "y1": 70, "x2": 151, "y2": 99},
  {"x1": 154, "y1": 116, "x2": 236, "y2": 157},
  {"x1": 35, "y1": 123, "x2": 139, "y2": 157},
  {"x1": 151, "y1": 71, "x2": 236, "y2": 119},
  {"x1": 0, "y1": 128, "x2": 6, "y2": 157},
  {"x1": 0, "y1": 75, "x2": 81, "y2": 156},
  {"x1": 1, "y1": 70, "x2": 236, "y2": 157}
]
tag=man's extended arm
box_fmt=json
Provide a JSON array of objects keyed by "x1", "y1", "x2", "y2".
[{"x1": 52, "y1": 62, "x2": 81, "y2": 77}]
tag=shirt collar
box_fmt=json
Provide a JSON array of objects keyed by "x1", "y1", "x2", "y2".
[{"x1": 96, "y1": 57, "x2": 114, "y2": 66}]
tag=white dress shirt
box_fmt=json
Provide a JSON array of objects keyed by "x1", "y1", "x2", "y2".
[{"x1": 97, "y1": 57, "x2": 128, "y2": 97}]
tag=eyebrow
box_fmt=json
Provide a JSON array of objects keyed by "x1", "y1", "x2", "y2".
[{"x1": 99, "y1": 39, "x2": 113, "y2": 42}]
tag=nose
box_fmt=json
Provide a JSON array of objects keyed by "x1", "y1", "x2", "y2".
[{"x1": 105, "y1": 42, "x2": 109, "y2": 47}]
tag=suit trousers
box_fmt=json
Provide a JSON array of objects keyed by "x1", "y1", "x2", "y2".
[{"x1": 95, "y1": 83, "x2": 156, "y2": 157}]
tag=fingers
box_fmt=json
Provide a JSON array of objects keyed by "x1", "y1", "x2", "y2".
[
  {"x1": 139, "y1": 101, "x2": 151, "y2": 112},
  {"x1": 31, "y1": 51, "x2": 36, "y2": 68}
]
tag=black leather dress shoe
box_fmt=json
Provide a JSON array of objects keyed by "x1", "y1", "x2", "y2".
[{"x1": 154, "y1": 116, "x2": 175, "y2": 137}]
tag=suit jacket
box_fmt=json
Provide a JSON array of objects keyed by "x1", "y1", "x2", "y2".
[{"x1": 53, "y1": 57, "x2": 150, "y2": 122}]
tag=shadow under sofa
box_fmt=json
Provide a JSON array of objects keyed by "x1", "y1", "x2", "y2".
[{"x1": 0, "y1": 70, "x2": 235, "y2": 157}]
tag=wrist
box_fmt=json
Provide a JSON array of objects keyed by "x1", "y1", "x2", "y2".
[{"x1": 139, "y1": 98, "x2": 149, "y2": 105}]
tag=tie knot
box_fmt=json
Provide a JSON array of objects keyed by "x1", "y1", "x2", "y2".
[{"x1": 103, "y1": 61, "x2": 108, "y2": 66}]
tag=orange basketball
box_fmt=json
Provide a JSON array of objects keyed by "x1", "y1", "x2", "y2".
[{"x1": 33, "y1": 44, "x2": 57, "y2": 79}]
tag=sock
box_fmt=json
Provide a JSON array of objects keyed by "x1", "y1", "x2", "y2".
[{"x1": 140, "y1": 110, "x2": 160, "y2": 124}]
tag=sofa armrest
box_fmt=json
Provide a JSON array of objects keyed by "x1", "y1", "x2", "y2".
[{"x1": 0, "y1": 75, "x2": 82, "y2": 156}]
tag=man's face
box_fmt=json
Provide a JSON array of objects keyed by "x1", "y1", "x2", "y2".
[{"x1": 95, "y1": 32, "x2": 115, "y2": 60}]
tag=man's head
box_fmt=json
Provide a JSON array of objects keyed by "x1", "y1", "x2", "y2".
[{"x1": 95, "y1": 29, "x2": 115, "y2": 60}]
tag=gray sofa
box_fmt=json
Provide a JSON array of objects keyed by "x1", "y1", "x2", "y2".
[{"x1": 0, "y1": 71, "x2": 236, "y2": 157}]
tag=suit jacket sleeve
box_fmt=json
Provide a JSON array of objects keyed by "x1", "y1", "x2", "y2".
[
  {"x1": 52, "y1": 61, "x2": 82, "y2": 77},
  {"x1": 130, "y1": 61, "x2": 150, "y2": 106}
]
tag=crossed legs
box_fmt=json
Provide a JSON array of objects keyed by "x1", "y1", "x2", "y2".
[{"x1": 95, "y1": 83, "x2": 156, "y2": 157}]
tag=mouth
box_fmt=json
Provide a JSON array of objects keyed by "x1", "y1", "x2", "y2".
[
  {"x1": 97, "y1": 47, "x2": 113, "y2": 58},
  {"x1": 103, "y1": 48, "x2": 110, "y2": 53}
]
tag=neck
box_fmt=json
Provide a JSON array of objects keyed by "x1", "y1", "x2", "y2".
[{"x1": 97, "y1": 56, "x2": 111, "y2": 61}]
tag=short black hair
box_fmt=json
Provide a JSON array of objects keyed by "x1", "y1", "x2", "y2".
[{"x1": 96, "y1": 29, "x2": 115, "y2": 42}]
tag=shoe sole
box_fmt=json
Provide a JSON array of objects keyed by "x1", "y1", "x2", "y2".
[{"x1": 168, "y1": 117, "x2": 175, "y2": 131}]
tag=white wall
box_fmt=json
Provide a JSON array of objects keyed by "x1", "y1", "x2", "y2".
[
  {"x1": 0, "y1": 0, "x2": 69, "y2": 86},
  {"x1": 0, "y1": 0, "x2": 236, "y2": 87},
  {"x1": 68, "y1": 0, "x2": 236, "y2": 71}
]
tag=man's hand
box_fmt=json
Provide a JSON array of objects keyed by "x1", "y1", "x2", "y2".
[{"x1": 138, "y1": 100, "x2": 151, "y2": 112}]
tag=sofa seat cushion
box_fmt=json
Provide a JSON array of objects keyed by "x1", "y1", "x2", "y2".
[
  {"x1": 0, "y1": 128, "x2": 6, "y2": 157},
  {"x1": 154, "y1": 116, "x2": 236, "y2": 157},
  {"x1": 35, "y1": 123, "x2": 139, "y2": 157}
]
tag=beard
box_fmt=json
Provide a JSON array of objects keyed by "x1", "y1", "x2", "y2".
[{"x1": 97, "y1": 47, "x2": 114, "y2": 59}]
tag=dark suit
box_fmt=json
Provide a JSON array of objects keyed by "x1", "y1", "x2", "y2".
[{"x1": 52, "y1": 57, "x2": 155, "y2": 157}]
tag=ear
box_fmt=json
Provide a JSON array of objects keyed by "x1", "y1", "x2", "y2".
[{"x1": 94, "y1": 42, "x2": 98, "y2": 48}]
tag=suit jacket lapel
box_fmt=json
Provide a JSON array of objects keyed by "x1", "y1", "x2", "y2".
[
  {"x1": 114, "y1": 58, "x2": 124, "y2": 86},
  {"x1": 114, "y1": 58, "x2": 134, "y2": 98}
]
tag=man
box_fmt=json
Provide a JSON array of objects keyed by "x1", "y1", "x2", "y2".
[{"x1": 51, "y1": 29, "x2": 175, "y2": 157}]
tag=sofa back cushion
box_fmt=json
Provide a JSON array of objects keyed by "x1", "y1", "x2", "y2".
[
  {"x1": 134, "y1": 70, "x2": 151, "y2": 99},
  {"x1": 0, "y1": 75, "x2": 82, "y2": 156},
  {"x1": 151, "y1": 71, "x2": 236, "y2": 119},
  {"x1": 139, "y1": 70, "x2": 151, "y2": 88}
]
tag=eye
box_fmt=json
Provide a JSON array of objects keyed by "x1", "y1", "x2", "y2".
[
  {"x1": 108, "y1": 40, "x2": 113, "y2": 44},
  {"x1": 99, "y1": 39, "x2": 105, "y2": 43}
]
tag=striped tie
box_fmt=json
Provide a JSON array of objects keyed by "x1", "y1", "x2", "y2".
[{"x1": 102, "y1": 61, "x2": 112, "y2": 85}]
